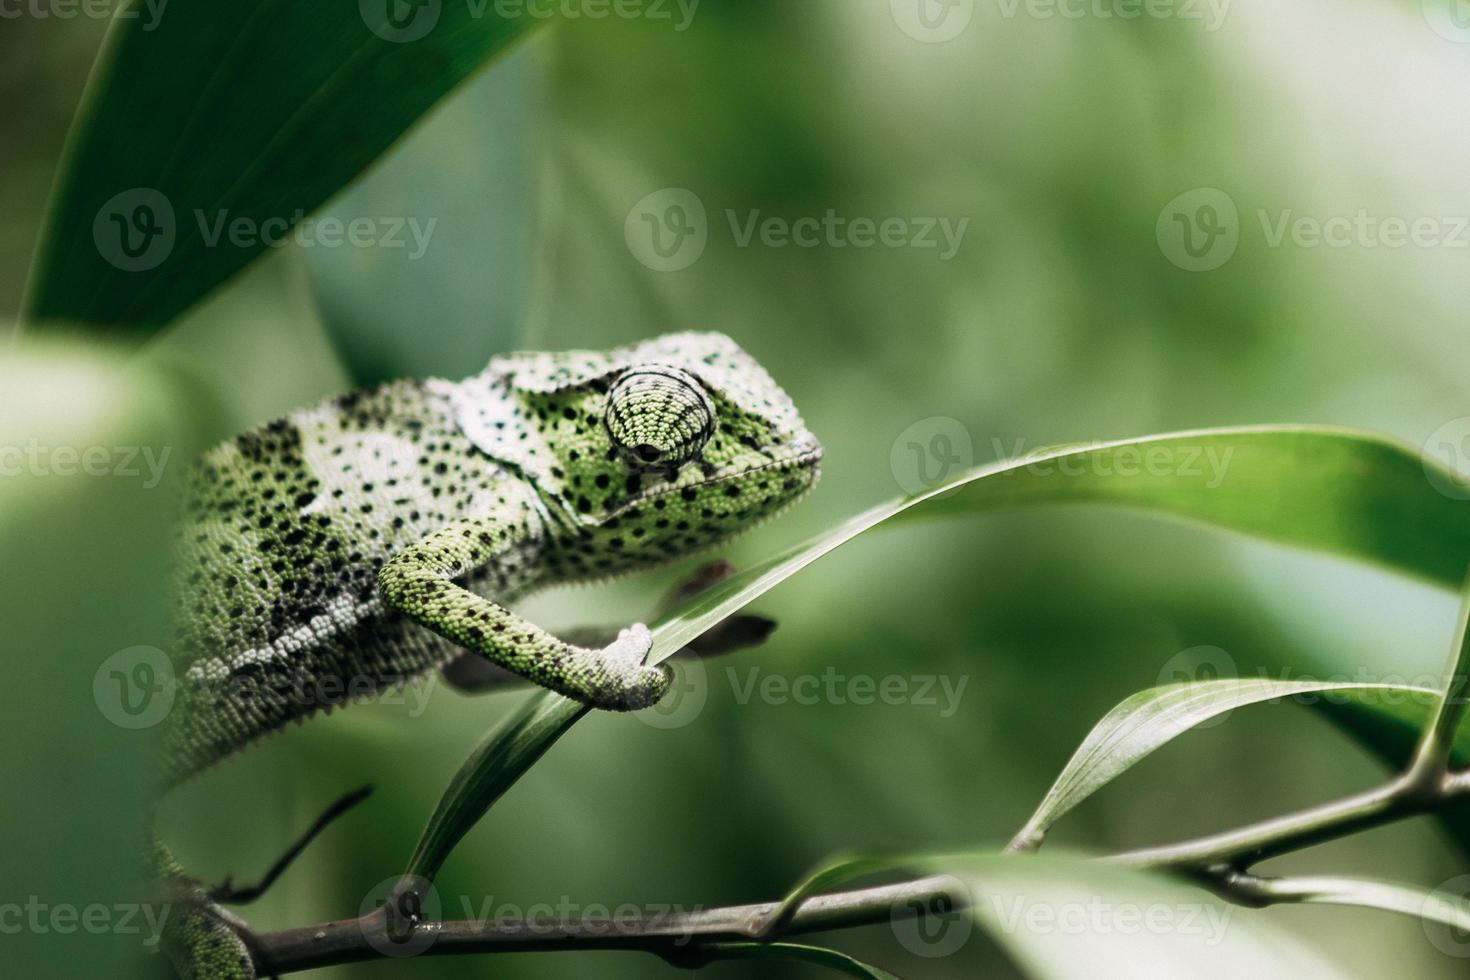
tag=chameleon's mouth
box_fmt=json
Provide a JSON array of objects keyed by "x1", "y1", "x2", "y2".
[{"x1": 600, "y1": 439, "x2": 823, "y2": 523}]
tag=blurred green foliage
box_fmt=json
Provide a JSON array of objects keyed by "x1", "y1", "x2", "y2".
[{"x1": 5, "y1": 1, "x2": 1470, "y2": 978}]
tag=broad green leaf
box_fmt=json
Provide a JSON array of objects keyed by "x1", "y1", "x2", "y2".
[
  {"x1": 0, "y1": 340, "x2": 212, "y2": 977},
  {"x1": 24, "y1": 0, "x2": 542, "y2": 334},
  {"x1": 651, "y1": 426, "x2": 1470, "y2": 662},
  {"x1": 408, "y1": 426, "x2": 1470, "y2": 881},
  {"x1": 930, "y1": 855, "x2": 1346, "y2": 979},
  {"x1": 754, "y1": 853, "x2": 1346, "y2": 979},
  {"x1": 707, "y1": 942, "x2": 902, "y2": 980},
  {"x1": 1007, "y1": 680, "x2": 1438, "y2": 852}
]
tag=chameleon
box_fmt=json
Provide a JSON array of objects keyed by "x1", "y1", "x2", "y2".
[{"x1": 152, "y1": 331, "x2": 822, "y2": 978}]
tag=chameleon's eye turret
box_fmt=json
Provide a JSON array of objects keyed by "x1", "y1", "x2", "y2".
[{"x1": 604, "y1": 365, "x2": 715, "y2": 469}]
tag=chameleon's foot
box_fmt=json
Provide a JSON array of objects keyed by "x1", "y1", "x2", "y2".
[
  {"x1": 161, "y1": 890, "x2": 258, "y2": 980},
  {"x1": 586, "y1": 624, "x2": 673, "y2": 711}
]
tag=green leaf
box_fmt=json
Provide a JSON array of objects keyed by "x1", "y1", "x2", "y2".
[
  {"x1": 930, "y1": 855, "x2": 1348, "y2": 979},
  {"x1": 24, "y1": 0, "x2": 541, "y2": 334},
  {"x1": 754, "y1": 853, "x2": 1347, "y2": 979},
  {"x1": 651, "y1": 426, "x2": 1470, "y2": 663},
  {"x1": 707, "y1": 942, "x2": 902, "y2": 980},
  {"x1": 407, "y1": 426, "x2": 1470, "y2": 882},
  {"x1": 402, "y1": 690, "x2": 586, "y2": 884},
  {"x1": 761, "y1": 853, "x2": 909, "y2": 938},
  {"x1": 1007, "y1": 680, "x2": 1438, "y2": 852}
]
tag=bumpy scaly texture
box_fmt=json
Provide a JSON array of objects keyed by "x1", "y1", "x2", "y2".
[
  {"x1": 152, "y1": 839, "x2": 256, "y2": 980},
  {"x1": 160, "y1": 332, "x2": 821, "y2": 788}
]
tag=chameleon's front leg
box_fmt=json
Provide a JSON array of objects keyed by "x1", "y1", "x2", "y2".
[{"x1": 378, "y1": 518, "x2": 672, "y2": 709}]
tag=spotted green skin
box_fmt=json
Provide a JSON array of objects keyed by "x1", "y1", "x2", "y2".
[
  {"x1": 156, "y1": 333, "x2": 820, "y2": 977},
  {"x1": 164, "y1": 331, "x2": 820, "y2": 785}
]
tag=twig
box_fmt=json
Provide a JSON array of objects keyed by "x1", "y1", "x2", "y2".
[
  {"x1": 211, "y1": 786, "x2": 373, "y2": 905},
  {"x1": 250, "y1": 875, "x2": 961, "y2": 975}
]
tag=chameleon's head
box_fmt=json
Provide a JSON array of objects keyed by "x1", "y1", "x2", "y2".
[{"x1": 459, "y1": 332, "x2": 821, "y2": 566}]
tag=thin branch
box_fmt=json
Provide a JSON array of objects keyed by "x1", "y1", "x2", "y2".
[
  {"x1": 1104, "y1": 776, "x2": 1427, "y2": 870},
  {"x1": 245, "y1": 761, "x2": 1470, "y2": 975},
  {"x1": 1201, "y1": 868, "x2": 1470, "y2": 933},
  {"x1": 211, "y1": 786, "x2": 373, "y2": 905},
  {"x1": 250, "y1": 875, "x2": 962, "y2": 975}
]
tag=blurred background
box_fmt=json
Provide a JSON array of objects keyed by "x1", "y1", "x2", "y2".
[{"x1": 4, "y1": 0, "x2": 1470, "y2": 976}]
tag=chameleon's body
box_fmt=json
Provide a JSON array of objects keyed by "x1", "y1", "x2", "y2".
[{"x1": 155, "y1": 332, "x2": 821, "y2": 978}]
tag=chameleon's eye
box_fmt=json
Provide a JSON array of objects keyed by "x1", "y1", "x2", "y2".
[{"x1": 604, "y1": 365, "x2": 715, "y2": 469}]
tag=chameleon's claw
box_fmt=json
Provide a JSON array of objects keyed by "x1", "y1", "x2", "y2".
[{"x1": 587, "y1": 624, "x2": 673, "y2": 711}]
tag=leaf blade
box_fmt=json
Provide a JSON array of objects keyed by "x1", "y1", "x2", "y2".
[
  {"x1": 1007, "y1": 680, "x2": 1439, "y2": 851},
  {"x1": 25, "y1": 1, "x2": 542, "y2": 333}
]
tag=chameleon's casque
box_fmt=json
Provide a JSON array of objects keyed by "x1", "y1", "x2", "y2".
[{"x1": 162, "y1": 332, "x2": 821, "y2": 786}]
